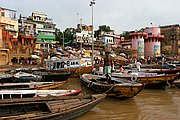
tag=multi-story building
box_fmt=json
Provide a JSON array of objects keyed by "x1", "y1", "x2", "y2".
[
  {"x1": 99, "y1": 33, "x2": 114, "y2": 45},
  {"x1": 160, "y1": 24, "x2": 180, "y2": 55},
  {"x1": 114, "y1": 35, "x2": 121, "y2": 45},
  {"x1": 29, "y1": 12, "x2": 56, "y2": 59},
  {"x1": 15, "y1": 16, "x2": 37, "y2": 64},
  {"x1": 0, "y1": 22, "x2": 10, "y2": 65},
  {"x1": 0, "y1": 7, "x2": 18, "y2": 65},
  {"x1": 76, "y1": 24, "x2": 96, "y2": 45}
]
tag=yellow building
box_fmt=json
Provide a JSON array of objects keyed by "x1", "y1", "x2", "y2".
[
  {"x1": 0, "y1": 7, "x2": 18, "y2": 38},
  {"x1": 0, "y1": 7, "x2": 18, "y2": 65}
]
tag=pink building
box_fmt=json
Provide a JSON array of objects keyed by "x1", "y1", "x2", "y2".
[
  {"x1": 130, "y1": 32, "x2": 148, "y2": 59},
  {"x1": 144, "y1": 27, "x2": 164, "y2": 57}
]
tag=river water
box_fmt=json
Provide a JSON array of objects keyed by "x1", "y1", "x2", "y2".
[{"x1": 60, "y1": 78, "x2": 180, "y2": 120}]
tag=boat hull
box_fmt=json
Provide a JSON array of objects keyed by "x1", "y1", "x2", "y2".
[
  {"x1": 0, "y1": 94, "x2": 106, "y2": 120},
  {"x1": 0, "y1": 81, "x2": 66, "y2": 90},
  {"x1": 113, "y1": 74, "x2": 178, "y2": 89},
  {"x1": 144, "y1": 68, "x2": 180, "y2": 74},
  {"x1": 173, "y1": 80, "x2": 180, "y2": 88},
  {"x1": 40, "y1": 73, "x2": 71, "y2": 82},
  {"x1": 46, "y1": 66, "x2": 92, "y2": 78},
  {"x1": 0, "y1": 89, "x2": 81, "y2": 99},
  {"x1": 81, "y1": 74, "x2": 143, "y2": 98}
]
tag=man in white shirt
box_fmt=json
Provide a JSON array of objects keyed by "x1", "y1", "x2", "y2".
[{"x1": 136, "y1": 60, "x2": 141, "y2": 72}]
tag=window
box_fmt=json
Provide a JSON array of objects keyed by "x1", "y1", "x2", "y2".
[
  {"x1": 10, "y1": 25, "x2": 14, "y2": 29},
  {"x1": 1, "y1": 11, "x2": 4, "y2": 16}
]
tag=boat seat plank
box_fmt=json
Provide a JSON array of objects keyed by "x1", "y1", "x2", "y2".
[
  {"x1": 48, "y1": 99, "x2": 91, "y2": 113},
  {"x1": 0, "y1": 112, "x2": 49, "y2": 120},
  {"x1": 47, "y1": 99, "x2": 80, "y2": 106}
]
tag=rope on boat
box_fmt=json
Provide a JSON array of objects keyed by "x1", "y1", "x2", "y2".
[
  {"x1": 104, "y1": 85, "x2": 115, "y2": 94},
  {"x1": 131, "y1": 75, "x2": 137, "y2": 82},
  {"x1": 87, "y1": 82, "x2": 93, "y2": 88},
  {"x1": 166, "y1": 80, "x2": 170, "y2": 87}
]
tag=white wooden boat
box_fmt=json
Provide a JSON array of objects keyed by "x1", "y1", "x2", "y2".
[
  {"x1": 13, "y1": 72, "x2": 42, "y2": 81},
  {"x1": 0, "y1": 89, "x2": 81, "y2": 99},
  {"x1": 0, "y1": 81, "x2": 66, "y2": 90}
]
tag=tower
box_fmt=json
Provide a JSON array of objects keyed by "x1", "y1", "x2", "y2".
[
  {"x1": 130, "y1": 32, "x2": 148, "y2": 59},
  {"x1": 144, "y1": 27, "x2": 164, "y2": 57}
]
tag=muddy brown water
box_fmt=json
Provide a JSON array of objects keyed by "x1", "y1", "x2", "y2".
[{"x1": 60, "y1": 78, "x2": 180, "y2": 120}]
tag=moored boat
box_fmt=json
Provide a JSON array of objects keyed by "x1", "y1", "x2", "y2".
[
  {"x1": 81, "y1": 74, "x2": 143, "y2": 98},
  {"x1": 45, "y1": 58, "x2": 92, "y2": 78},
  {"x1": 34, "y1": 72, "x2": 71, "y2": 82},
  {"x1": 0, "y1": 81, "x2": 66, "y2": 90},
  {"x1": 0, "y1": 89, "x2": 81, "y2": 99},
  {"x1": 0, "y1": 73, "x2": 13, "y2": 81},
  {"x1": 142, "y1": 68, "x2": 180, "y2": 74},
  {"x1": 0, "y1": 94, "x2": 106, "y2": 120},
  {"x1": 13, "y1": 72, "x2": 42, "y2": 82},
  {"x1": 173, "y1": 80, "x2": 180, "y2": 88},
  {"x1": 112, "y1": 72, "x2": 179, "y2": 89}
]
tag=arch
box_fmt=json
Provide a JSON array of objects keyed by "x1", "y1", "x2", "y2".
[{"x1": 0, "y1": 54, "x2": 7, "y2": 65}]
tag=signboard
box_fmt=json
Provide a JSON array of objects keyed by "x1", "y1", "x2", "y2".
[
  {"x1": 138, "y1": 40, "x2": 144, "y2": 58},
  {"x1": 154, "y1": 45, "x2": 161, "y2": 57}
]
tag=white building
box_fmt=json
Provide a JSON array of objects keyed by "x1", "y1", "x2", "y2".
[
  {"x1": 99, "y1": 34, "x2": 115, "y2": 45},
  {"x1": 76, "y1": 30, "x2": 96, "y2": 44}
]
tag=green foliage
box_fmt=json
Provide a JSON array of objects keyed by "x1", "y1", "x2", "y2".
[
  {"x1": 55, "y1": 28, "x2": 62, "y2": 42},
  {"x1": 94, "y1": 25, "x2": 114, "y2": 37},
  {"x1": 122, "y1": 31, "x2": 131, "y2": 40}
]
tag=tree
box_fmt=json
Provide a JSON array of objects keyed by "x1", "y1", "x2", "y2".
[
  {"x1": 55, "y1": 28, "x2": 62, "y2": 43},
  {"x1": 64, "y1": 28, "x2": 74, "y2": 40},
  {"x1": 122, "y1": 31, "x2": 131, "y2": 40},
  {"x1": 94, "y1": 25, "x2": 114, "y2": 38}
]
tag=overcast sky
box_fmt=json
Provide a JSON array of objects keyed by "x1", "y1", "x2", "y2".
[{"x1": 0, "y1": 0, "x2": 180, "y2": 34}]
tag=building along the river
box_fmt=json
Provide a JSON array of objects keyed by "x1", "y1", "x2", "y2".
[
  {"x1": 160, "y1": 24, "x2": 180, "y2": 55},
  {"x1": 29, "y1": 12, "x2": 56, "y2": 59},
  {"x1": 144, "y1": 27, "x2": 164, "y2": 58},
  {"x1": 16, "y1": 16, "x2": 37, "y2": 64},
  {"x1": 130, "y1": 27, "x2": 164, "y2": 59},
  {"x1": 130, "y1": 32, "x2": 148, "y2": 59},
  {"x1": 76, "y1": 24, "x2": 95, "y2": 45},
  {"x1": 0, "y1": 7, "x2": 18, "y2": 65}
]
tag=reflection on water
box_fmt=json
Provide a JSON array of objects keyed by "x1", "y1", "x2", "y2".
[{"x1": 61, "y1": 78, "x2": 180, "y2": 120}]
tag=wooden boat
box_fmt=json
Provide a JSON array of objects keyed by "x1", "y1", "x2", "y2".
[
  {"x1": 111, "y1": 72, "x2": 179, "y2": 89},
  {"x1": 0, "y1": 73, "x2": 13, "y2": 81},
  {"x1": 34, "y1": 72, "x2": 71, "y2": 82},
  {"x1": 13, "y1": 72, "x2": 42, "y2": 81},
  {"x1": 173, "y1": 80, "x2": 180, "y2": 88},
  {"x1": 0, "y1": 81, "x2": 66, "y2": 90},
  {"x1": 45, "y1": 58, "x2": 92, "y2": 78},
  {"x1": 81, "y1": 74, "x2": 143, "y2": 98},
  {"x1": 0, "y1": 94, "x2": 106, "y2": 120},
  {"x1": 142, "y1": 68, "x2": 180, "y2": 74},
  {"x1": 0, "y1": 89, "x2": 81, "y2": 99}
]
